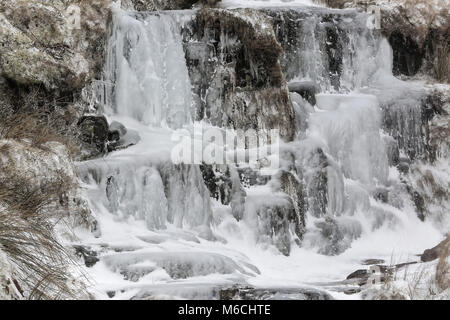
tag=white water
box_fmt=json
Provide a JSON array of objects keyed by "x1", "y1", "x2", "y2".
[{"x1": 75, "y1": 8, "x2": 447, "y2": 300}]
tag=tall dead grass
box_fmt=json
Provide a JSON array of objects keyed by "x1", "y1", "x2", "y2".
[
  {"x1": 0, "y1": 86, "x2": 86, "y2": 298},
  {"x1": 0, "y1": 158, "x2": 86, "y2": 299}
]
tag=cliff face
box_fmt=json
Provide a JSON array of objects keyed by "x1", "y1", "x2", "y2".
[
  {"x1": 183, "y1": 8, "x2": 296, "y2": 140},
  {"x1": 321, "y1": 0, "x2": 449, "y2": 82}
]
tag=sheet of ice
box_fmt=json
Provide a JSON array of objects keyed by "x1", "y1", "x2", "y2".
[{"x1": 104, "y1": 10, "x2": 193, "y2": 128}]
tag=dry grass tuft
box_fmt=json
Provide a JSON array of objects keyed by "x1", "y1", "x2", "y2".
[
  {"x1": 0, "y1": 107, "x2": 80, "y2": 157},
  {"x1": 0, "y1": 158, "x2": 85, "y2": 299}
]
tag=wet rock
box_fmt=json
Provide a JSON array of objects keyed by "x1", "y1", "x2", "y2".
[
  {"x1": 238, "y1": 167, "x2": 271, "y2": 188},
  {"x1": 73, "y1": 245, "x2": 99, "y2": 268},
  {"x1": 380, "y1": 91, "x2": 443, "y2": 163},
  {"x1": 421, "y1": 236, "x2": 450, "y2": 262},
  {"x1": 303, "y1": 148, "x2": 329, "y2": 218},
  {"x1": 109, "y1": 121, "x2": 127, "y2": 140},
  {"x1": 288, "y1": 81, "x2": 317, "y2": 106},
  {"x1": 219, "y1": 285, "x2": 333, "y2": 300},
  {"x1": 107, "y1": 128, "x2": 141, "y2": 152},
  {"x1": 411, "y1": 191, "x2": 426, "y2": 221},
  {"x1": 182, "y1": 9, "x2": 296, "y2": 141},
  {"x1": 374, "y1": 188, "x2": 389, "y2": 204},
  {"x1": 77, "y1": 115, "x2": 109, "y2": 159},
  {"x1": 200, "y1": 164, "x2": 233, "y2": 205},
  {"x1": 389, "y1": 31, "x2": 423, "y2": 76},
  {"x1": 279, "y1": 171, "x2": 307, "y2": 242},
  {"x1": 397, "y1": 161, "x2": 410, "y2": 175}
]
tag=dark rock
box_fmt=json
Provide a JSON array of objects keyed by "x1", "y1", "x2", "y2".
[
  {"x1": 411, "y1": 191, "x2": 426, "y2": 221},
  {"x1": 107, "y1": 129, "x2": 141, "y2": 152},
  {"x1": 219, "y1": 285, "x2": 333, "y2": 300},
  {"x1": 73, "y1": 245, "x2": 99, "y2": 268},
  {"x1": 397, "y1": 161, "x2": 410, "y2": 175},
  {"x1": 200, "y1": 164, "x2": 233, "y2": 205},
  {"x1": 181, "y1": 9, "x2": 296, "y2": 141},
  {"x1": 304, "y1": 148, "x2": 329, "y2": 218},
  {"x1": 109, "y1": 121, "x2": 127, "y2": 137},
  {"x1": 346, "y1": 269, "x2": 369, "y2": 280},
  {"x1": 374, "y1": 188, "x2": 389, "y2": 203},
  {"x1": 421, "y1": 236, "x2": 450, "y2": 262},
  {"x1": 279, "y1": 171, "x2": 307, "y2": 242},
  {"x1": 77, "y1": 115, "x2": 109, "y2": 159},
  {"x1": 344, "y1": 288, "x2": 361, "y2": 295},
  {"x1": 389, "y1": 31, "x2": 423, "y2": 76},
  {"x1": 238, "y1": 167, "x2": 271, "y2": 188},
  {"x1": 106, "y1": 291, "x2": 116, "y2": 298},
  {"x1": 288, "y1": 81, "x2": 317, "y2": 106}
]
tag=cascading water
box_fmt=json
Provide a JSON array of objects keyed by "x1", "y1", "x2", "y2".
[{"x1": 75, "y1": 5, "x2": 447, "y2": 300}]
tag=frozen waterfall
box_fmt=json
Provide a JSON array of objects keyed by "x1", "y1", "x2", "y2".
[{"x1": 74, "y1": 6, "x2": 447, "y2": 300}]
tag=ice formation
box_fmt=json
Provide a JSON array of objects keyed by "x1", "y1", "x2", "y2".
[{"x1": 75, "y1": 5, "x2": 448, "y2": 300}]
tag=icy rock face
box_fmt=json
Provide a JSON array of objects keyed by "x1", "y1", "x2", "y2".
[
  {"x1": 181, "y1": 9, "x2": 296, "y2": 141},
  {"x1": 200, "y1": 164, "x2": 233, "y2": 205},
  {"x1": 327, "y1": 0, "x2": 449, "y2": 81},
  {"x1": 264, "y1": 8, "x2": 383, "y2": 92}
]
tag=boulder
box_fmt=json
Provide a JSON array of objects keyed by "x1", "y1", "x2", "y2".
[
  {"x1": 288, "y1": 81, "x2": 317, "y2": 106},
  {"x1": 421, "y1": 236, "x2": 450, "y2": 262},
  {"x1": 106, "y1": 120, "x2": 141, "y2": 152},
  {"x1": 73, "y1": 245, "x2": 99, "y2": 268},
  {"x1": 77, "y1": 115, "x2": 109, "y2": 159}
]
